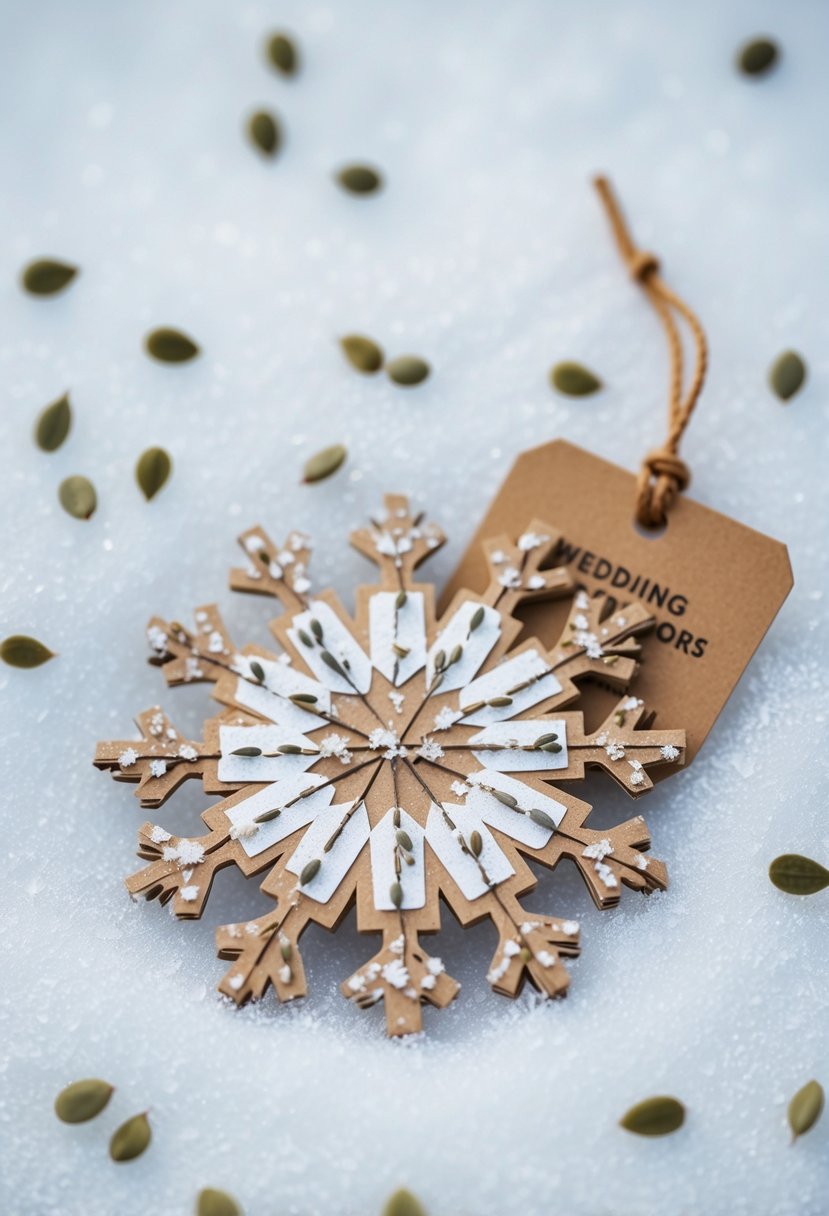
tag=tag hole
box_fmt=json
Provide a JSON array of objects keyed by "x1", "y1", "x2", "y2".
[{"x1": 633, "y1": 517, "x2": 668, "y2": 541}]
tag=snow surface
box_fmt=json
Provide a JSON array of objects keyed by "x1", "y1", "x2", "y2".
[{"x1": 1, "y1": 1, "x2": 828, "y2": 1213}]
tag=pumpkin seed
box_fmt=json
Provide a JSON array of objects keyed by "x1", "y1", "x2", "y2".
[
  {"x1": 529, "y1": 809, "x2": 556, "y2": 830},
  {"x1": 1, "y1": 634, "x2": 55, "y2": 669},
  {"x1": 534, "y1": 733, "x2": 558, "y2": 747},
  {"x1": 387, "y1": 355, "x2": 430, "y2": 387},
  {"x1": 136, "y1": 447, "x2": 172, "y2": 501},
  {"x1": 469, "y1": 606, "x2": 485, "y2": 632},
  {"x1": 395, "y1": 829, "x2": 413, "y2": 852},
  {"x1": 487, "y1": 696, "x2": 513, "y2": 708},
  {"x1": 54, "y1": 1078, "x2": 113, "y2": 1123},
  {"x1": 620, "y1": 1095, "x2": 685, "y2": 1137},
  {"x1": 433, "y1": 650, "x2": 446, "y2": 673},
  {"x1": 336, "y1": 164, "x2": 382, "y2": 195},
  {"x1": 550, "y1": 361, "x2": 602, "y2": 396},
  {"x1": 470, "y1": 830, "x2": 483, "y2": 857},
  {"x1": 249, "y1": 660, "x2": 266, "y2": 684},
  {"x1": 395, "y1": 590, "x2": 407, "y2": 609},
  {"x1": 58, "y1": 475, "x2": 97, "y2": 520},
  {"x1": 492, "y1": 790, "x2": 517, "y2": 808},
  {"x1": 109, "y1": 1111, "x2": 152, "y2": 1161},
  {"x1": 145, "y1": 327, "x2": 200, "y2": 363},
  {"x1": 197, "y1": 1187, "x2": 242, "y2": 1216},
  {"x1": 266, "y1": 31, "x2": 298, "y2": 77},
  {"x1": 310, "y1": 618, "x2": 324, "y2": 642},
  {"x1": 35, "y1": 392, "x2": 71, "y2": 452},
  {"x1": 769, "y1": 350, "x2": 806, "y2": 401},
  {"x1": 788, "y1": 1079, "x2": 824, "y2": 1141},
  {"x1": 389, "y1": 880, "x2": 403, "y2": 908},
  {"x1": 448, "y1": 644, "x2": 463, "y2": 666},
  {"x1": 298, "y1": 629, "x2": 314, "y2": 647},
  {"x1": 540, "y1": 741, "x2": 562, "y2": 753},
  {"x1": 737, "y1": 37, "x2": 779, "y2": 76},
  {"x1": 382, "y1": 1190, "x2": 427, "y2": 1216},
  {"x1": 21, "y1": 258, "x2": 78, "y2": 296},
  {"x1": 278, "y1": 744, "x2": 302, "y2": 754},
  {"x1": 280, "y1": 940, "x2": 292, "y2": 962},
  {"x1": 247, "y1": 109, "x2": 280, "y2": 157},
  {"x1": 340, "y1": 334, "x2": 383, "y2": 373},
  {"x1": 289, "y1": 693, "x2": 317, "y2": 704},
  {"x1": 300, "y1": 858, "x2": 321, "y2": 886},
  {"x1": 303, "y1": 444, "x2": 347, "y2": 483},
  {"x1": 769, "y1": 854, "x2": 829, "y2": 895},
  {"x1": 231, "y1": 747, "x2": 262, "y2": 757}
]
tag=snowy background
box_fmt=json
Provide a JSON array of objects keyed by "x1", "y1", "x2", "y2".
[{"x1": 2, "y1": 1, "x2": 828, "y2": 1213}]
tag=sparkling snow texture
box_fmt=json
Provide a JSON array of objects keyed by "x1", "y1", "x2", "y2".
[{"x1": 1, "y1": 1, "x2": 828, "y2": 1213}]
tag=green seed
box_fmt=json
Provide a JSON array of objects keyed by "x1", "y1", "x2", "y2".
[
  {"x1": 145, "y1": 327, "x2": 200, "y2": 363},
  {"x1": 136, "y1": 447, "x2": 172, "y2": 501},
  {"x1": 58, "y1": 475, "x2": 97, "y2": 520},
  {"x1": 35, "y1": 392, "x2": 71, "y2": 452},
  {"x1": 389, "y1": 881, "x2": 403, "y2": 908},
  {"x1": 255, "y1": 807, "x2": 281, "y2": 824},
  {"x1": 534, "y1": 733, "x2": 558, "y2": 747},
  {"x1": 320, "y1": 650, "x2": 345, "y2": 676},
  {"x1": 278, "y1": 744, "x2": 302, "y2": 754},
  {"x1": 247, "y1": 109, "x2": 280, "y2": 157},
  {"x1": 266, "y1": 31, "x2": 299, "y2": 77},
  {"x1": 788, "y1": 1079, "x2": 824, "y2": 1142},
  {"x1": 231, "y1": 746, "x2": 262, "y2": 757},
  {"x1": 249, "y1": 661, "x2": 266, "y2": 684},
  {"x1": 470, "y1": 830, "x2": 483, "y2": 857},
  {"x1": 620, "y1": 1095, "x2": 685, "y2": 1137},
  {"x1": 21, "y1": 258, "x2": 78, "y2": 296},
  {"x1": 197, "y1": 1187, "x2": 242, "y2": 1216},
  {"x1": 54, "y1": 1078, "x2": 113, "y2": 1124},
  {"x1": 298, "y1": 629, "x2": 314, "y2": 647},
  {"x1": 289, "y1": 692, "x2": 318, "y2": 704},
  {"x1": 529, "y1": 809, "x2": 556, "y2": 830},
  {"x1": 737, "y1": 37, "x2": 779, "y2": 76},
  {"x1": 395, "y1": 591, "x2": 407, "y2": 609},
  {"x1": 310, "y1": 618, "x2": 324, "y2": 642},
  {"x1": 336, "y1": 164, "x2": 382, "y2": 195},
  {"x1": 487, "y1": 696, "x2": 513, "y2": 708},
  {"x1": 340, "y1": 334, "x2": 384, "y2": 374},
  {"x1": 382, "y1": 1190, "x2": 427, "y2": 1216},
  {"x1": 433, "y1": 650, "x2": 446, "y2": 673},
  {"x1": 387, "y1": 355, "x2": 430, "y2": 387},
  {"x1": 448, "y1": 644, "x2": 463, "y2": 666},
  {"x1": 769, "y1": 350, "x2": 806, "y2": 401},
  {"x1": 1, "y1": 634, "x2": 55, "y2": 669},
  {"x1": 492, "y1": 790, "x2": 517, "y2": 808},
  {"x1": 109, "y1": 1112, "x2": 152, "y2": 1162},
  {"x1": 395, "y1": 829, "x2": 413, "y2": 852},
  {"x1": 300, "y1": 858, "x2": 321, "y2": 886},
  {"x1": 550, "y1": 361, "x2": 602, "y2": 396},
  {"x1": 280, "y1": 940, "x2": 293, "y2": 962},
  {"x1": 303, "y1": 444, "x2": 347, "y2": 483},
  {"x1": 392, "y1": 643, "x2": 410, "y2": 658},
  {"x1": 769, "y1": 854, "x2": 829, "y2": 896},
  {"x1": 469, "y1": 606, "x2": 485, "y2": 632},
  {"x1": 540, "y1": 741, "x2": 562, "y2": 753}
]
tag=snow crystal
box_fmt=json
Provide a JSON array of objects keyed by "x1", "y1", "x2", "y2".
[
  {"x1": 381, "y1": 959, "x2": 410, "y2": 990},
  {"x1": 417, "y1": 737, "x2": 444, "y2": 762},
  {"x1": 319, "y1": 733, "x2": 352, "y2": 764},
  {"x1": 118, "y1": 748, "x2": 138, "y2": 768},
  {"x1": 149, "y1": 759, "x2": 167, "y2": 778},
  {"x1": 517, "y1": 531, "x2": 549, "y2": 551},
  {"x1": 661, "y1": 744, "x2": 680, "y2": 761},
  {"x1": 179, "y1": 885, "x2": 199, "y2": 902}
]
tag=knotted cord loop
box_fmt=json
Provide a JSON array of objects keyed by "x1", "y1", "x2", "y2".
[{"x1": 593, "y1": 175, "x2": 707, "y2": 528}]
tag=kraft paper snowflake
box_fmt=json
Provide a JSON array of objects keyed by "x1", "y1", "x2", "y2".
[{"x1": 95, "y1": 494, "x2": 685, "y2": 1037}]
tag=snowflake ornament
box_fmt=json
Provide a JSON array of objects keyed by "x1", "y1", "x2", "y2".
[{"x1": 95, "y1": 494, "x2": 685, "y2": 1037}]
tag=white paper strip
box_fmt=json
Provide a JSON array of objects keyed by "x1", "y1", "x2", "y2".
[
  {"x1": 368, "y1": 591, "x2": 427, "y2": 686},
  {"x1": 467, "y1": 769, "x2": 566, "y2": 846},
  {"x1": 285, "y1": 800, "x2": 370, "y2": 904},
  {"x1": 233, "y1": 656, "x2": 330, "y2": 729},
  {"x1": 288, "y1": 601, "x2": 372, "y2": 693},
  {"x1": 217, "y1": 725, "x2": 319, "y2": 785},
  {"x1": 369, "y1": 808, "x2": 426, "y2": 910},
  {"x1": 425, "y1": 802, "x2": 513, "y2": 900},
  {"x1": 426, "y1": 601, "x2": 500, "y2": 692},
  {"x1": 470, "y1": 719, "x2": 568, "y2": 772},
  {"x1": 226, "y1": 772, "x2": 332, "y2": 858},
  {"x1": 459, "y1": 649, "x2": 562, "y2": 726}
]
